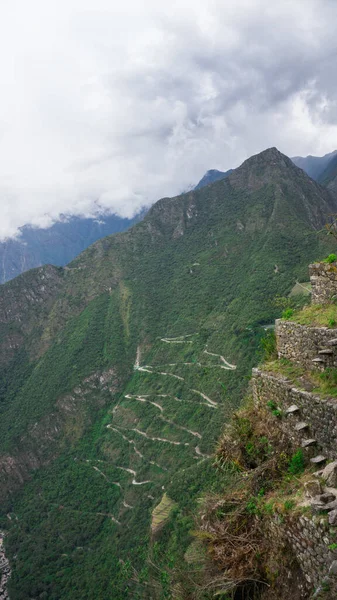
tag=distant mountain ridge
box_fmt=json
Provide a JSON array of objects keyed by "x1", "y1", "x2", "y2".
[
  {"x1": 0, "y1": 211, "x2": 144, "y2": 284},
  {"x1": 1, "y1": 149, "x2": 336, "y2": 286},
  {"x1": 291, "y1": 150, "x2": 337, "y2": 181},
  {"x1": 194, "y1": 168, "x2": 233, "y2": 189}
]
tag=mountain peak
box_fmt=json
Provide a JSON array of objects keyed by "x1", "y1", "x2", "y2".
[
  {"x1": 228, "y1": 147, "x2": 297, "y2": 192},
  {"x1": 245, "y1": 146, "x2": 292, "y2": 165},
  {"x1": 194, "y1": 168, "x2": 232, "y2": 190}
]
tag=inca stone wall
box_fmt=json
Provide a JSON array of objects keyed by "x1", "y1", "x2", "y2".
[
  {"x1": 252, "y1": 369, "x2": 337, "y2": 460},
  {"x1": 309, "y1": 262, "x2": 337, "y2": 305},
  {"x1": 270, "y1": 514, "x2": 337, "y2": 591},
  {"x1": 276, "y1": 319, "x2": 337, "y2": 370}
]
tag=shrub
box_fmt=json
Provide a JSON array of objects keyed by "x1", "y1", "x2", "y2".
[
  {"x1": 323, "y1": 253, "x2": 337, "y2": 264},
  {"x1": 260, "y1": 330, "x2": 277, "y2": 361},
  {"x1": 282, "y1": 308, "x2": 294, "y2": 319},
  {"x1": 267, "y1": 400, "x2": 282, "y2": 418},
  {"x1": 288, "y1": 449, "x2": 305, "y2": 475}
]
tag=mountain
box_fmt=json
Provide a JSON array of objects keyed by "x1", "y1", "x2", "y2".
[
  {"x1": 0, "y1": 147, "x2": 336, "y2": 600},
  {"x1": 0, "y1": 212, "x2": 144, "y2": 284},
  {"x1": 291, "y1": 149, "x2": 337, "y2": 181},
  {"x1": 194, "y1": 168, "x2": 233, "y2": 189},
  {"x1": 317, "y1": 152, "x2": 337, "y2": 196}
]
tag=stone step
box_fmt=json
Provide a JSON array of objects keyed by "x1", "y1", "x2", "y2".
[
  {"x1": 295, "y1": 422, "x2": 309, "y2": 431},
  {"x1": 318, "y1": 348, "x2": 334, "y2": 355},
  {"x1": 302, "y1": 438, "x2": 317, "y2": 448},
  {"x1": 310, "y1": 455, "x2": 327, "y2": 465},
  {"x1": 312, "y1": 357, "x2": 326, "y2": 364},
  {"x1": 327, "y1": 339, "x2": 337, "y2": 346},
  {"x1": 286, "y1": 404, "x2": 300, "y2": 414}
]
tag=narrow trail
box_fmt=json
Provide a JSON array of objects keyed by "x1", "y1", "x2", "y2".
[
  {"x1": 160, "y1": 338, "x2": 193, "y2": 344},
  {"x1": 131, "y1": 428, "x2": 190, "y2": 447},
  {"x1": 0, "y1": 532, "x2": 10, "y2": 600},
  {"x1": 125, "y1": 394, "x2": 163, "y2": 412},
  {"x1": 191, "y1": 389, "x2": 218, "y2": 407},
  {"x1": 90, "y1": 465, "x2": 135, "y2": 512},
  {"x1": 203, "y1": 349, "x2": 236, "y2": 370},
  {"x1": 136, "y1": 366, "x2": 185, "y2": 381},
  {"x1": 125, "y1": 395, "x2": 202, "y2": 439},
  {"x1": 116, "y1": 466, "x2": 152, "y2": 486},
  {"x1": 151, "y1": 393, "x2": 216, "y2": 410},
  {"x1": 195, "y1": 446, "x2": 211, "y2": 459},
  {"x1": 92, "y1": 466, "x2": 122, "y2": 489},
  {"x1": 107, "y1": 425, "x2": 145, "y2": 458},
  {"x1": 160, "y1": 333, "x2": 198, "y2": 344},
  {"x1": 107, "y1": 425, "x2": 167, "y2": 471},
  {"x1": 159, "y1": 371, "x2": 185, "y2": 381}
]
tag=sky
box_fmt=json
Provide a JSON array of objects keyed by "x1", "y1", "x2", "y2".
[{"x1": 0, "y1": 0, "x2": 337, "y2": 239}]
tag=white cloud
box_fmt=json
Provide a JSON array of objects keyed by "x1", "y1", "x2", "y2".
[{"x1": 0, "y1": 0, "x2": 337, "y2": 238}]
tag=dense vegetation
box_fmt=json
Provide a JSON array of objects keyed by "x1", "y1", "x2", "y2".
[{"x1": 0, "y1": 148, "x2": 336, "y2": 598}]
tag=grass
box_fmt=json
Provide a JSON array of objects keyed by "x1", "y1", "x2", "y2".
[
  {"x1": 283, "y1": 304, "x2": 337, "y2": 327},
  {"x1": 263, "y1": 359, "x2": 337, "y2": 398}
]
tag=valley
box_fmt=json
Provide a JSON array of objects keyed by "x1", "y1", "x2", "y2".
[{"x1": 0, "y1": 148, "x2": 336, "y2": 598}]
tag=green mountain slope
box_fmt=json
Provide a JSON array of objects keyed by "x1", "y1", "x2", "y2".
[{"x1": 0, "y1": 147, "x2": 336, "y2": 599}]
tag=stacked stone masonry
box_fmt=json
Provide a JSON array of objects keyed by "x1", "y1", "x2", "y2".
[
  {"x1": 250, "y1": 262, "x2": 337, "y2": 596},
  {"x1": 276, "y1": 319, "x2": 337, "y2": 370},
  {"x1": 252, "y1": 369, "x2": 337, "y2": 459},
  {"x1": 270, "y1": 514, "x2": 337, "y2": 590},
  {"x1": 309, "y1": 262, "x2": 337, "y2": 305}
]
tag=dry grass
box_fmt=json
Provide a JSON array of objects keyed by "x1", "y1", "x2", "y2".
[
  {"x1": 287, "y1": 303, "x2": 337, "y2": 327},
  {"x1": 193, "y1": 400, "x2": 314, "y2": 599},
  {"x1": 151, "y1": 493, "x2": 176, "y2": 533}
]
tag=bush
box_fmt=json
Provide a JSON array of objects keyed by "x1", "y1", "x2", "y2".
[
  {"x1": 282, "y1": 308, "x2": 294, "y2": 319},
  {"x1": 323, "y1": 253, "x2": 337, "y2": 264},
  {"x1": 260, "y1": 330, "x2": 277, "y2": 361},
  {"x1": 288, "y1": 449, "x2": 305, "y2": 475}
]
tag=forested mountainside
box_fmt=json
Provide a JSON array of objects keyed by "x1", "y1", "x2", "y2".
[
  {"x1": 317, "y1": 153, "x2": 337, "y2": 198},
  {"x1": 0, "y1": 212, "x2": 143, "y2": 285},
  {"x1": 0, "y1": 147, "x2": 336, "y2": 600},
  {"x1": 0, "y1": 165, "x2": 235, "y2": 286},
  {"x1": 194, "y1": 150, "x2": 337, "y2": 195}
]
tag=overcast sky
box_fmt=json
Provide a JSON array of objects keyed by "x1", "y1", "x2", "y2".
[{"x1": 0, "y1": 0, "x2": 337, "y2": 239}]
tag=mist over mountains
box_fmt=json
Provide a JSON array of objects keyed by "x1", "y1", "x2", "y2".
[{"x1": 0, "y1": 148, "x2": 336, "y2": 285}]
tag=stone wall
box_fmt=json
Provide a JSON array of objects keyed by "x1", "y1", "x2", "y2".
[
  {"x1": 309, "y1": 262, "x2": 337, "y2": 305},
  {"x1": 270, "y1": 513, "x2": 337, "y2": 591},
  {"x1": 276, "y1": 319, "x2": 337, "y2": 370},
  {"x1": 252, "y1": 369, "x2": 337, "y2": 459}
]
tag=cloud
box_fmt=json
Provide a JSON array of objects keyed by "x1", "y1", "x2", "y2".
[{"x1": 0, "y1": 0, "x2": 337, "y2": 238}]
